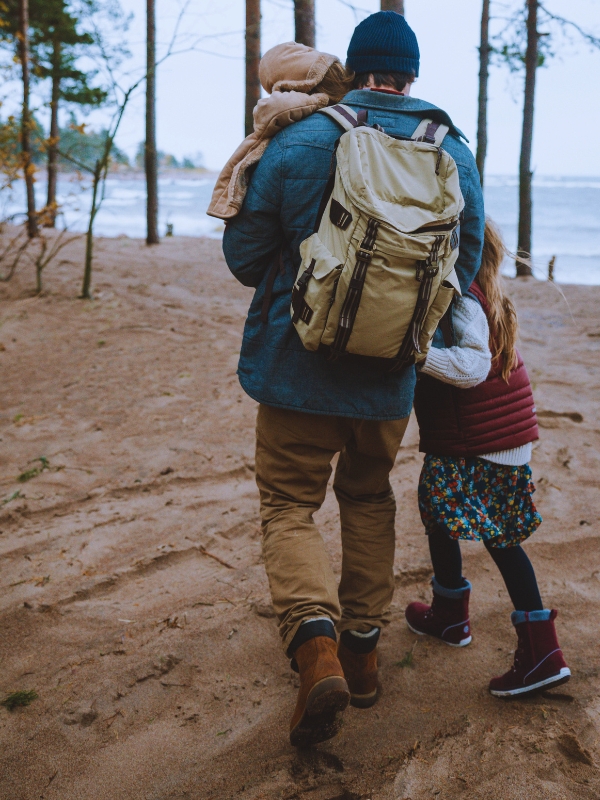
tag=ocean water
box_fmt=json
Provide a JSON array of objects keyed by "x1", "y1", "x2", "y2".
[
  {"x1": 484, "y1": 175, "x2": 600, "y2": 285},
  {"x1": 2, "y1": 173, "x2": 599, "y2": 284},
  {"x1": 1, "y1": 175, "x2": 224, "y2": 240}
]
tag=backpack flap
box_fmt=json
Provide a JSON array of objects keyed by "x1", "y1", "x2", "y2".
[{"x1": 337, "y1": 126, "x2": 463, "y2": 232}]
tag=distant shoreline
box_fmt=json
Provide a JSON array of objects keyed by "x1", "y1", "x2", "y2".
[
  {"x1": 16, "y1": 168, "x2": 219, "y2": 181},
  {"x1": 5, "y1": 170, "x2": 600, "y2": 183}
]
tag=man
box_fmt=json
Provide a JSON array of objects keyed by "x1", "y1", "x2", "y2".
[{"x1": 222, "y1": 11, "x2": 484, "y2": 746}]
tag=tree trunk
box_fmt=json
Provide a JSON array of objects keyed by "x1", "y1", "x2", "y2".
[
  {"x1": 81, "y1": 159, "x2": 101, "y2": 299},
  {"x1": 295, "y1": 0, "x2": 315, "y2": 47},
  {"x1": 45, "y1": 37, "x2": 61, "y2": 228},
  {"x1": 145, "y1": 0, "x2": 159, "y2": 244},
  {"x1": 381, "y1": 0, "x2": 405, "y2": 13},
  {"x1": 476, "y1": 0, "x2": 490, "y2": 187},
  {"x1": 18, "y1": 0, "x2": 37, "y2": 238},
  {"x1": 245, "y1": 0, "x2": 261, "y2": 137},
  {"x1": 516, "y1": 0, "x2": 538, "y2": 277}
]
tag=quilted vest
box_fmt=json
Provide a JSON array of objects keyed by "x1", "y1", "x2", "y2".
[{"x1": 414, "y1": 282, "x2": 539, "y2": 457}]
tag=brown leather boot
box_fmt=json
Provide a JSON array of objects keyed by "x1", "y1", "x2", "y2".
[
  {"x1": 337, "y1": 640, "x2": 379, "y2": 708},
  {"x1": 289, "y1": 636, "x2": 350, "y2": 748}
]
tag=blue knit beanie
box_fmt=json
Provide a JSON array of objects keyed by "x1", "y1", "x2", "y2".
[{"x1": 347, "y1": 11, "x2": 420, "y2": 77}]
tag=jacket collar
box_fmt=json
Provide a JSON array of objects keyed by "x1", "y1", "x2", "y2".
[{"x1": 341, "y1": 89, "x2": 468, "y2": 141}]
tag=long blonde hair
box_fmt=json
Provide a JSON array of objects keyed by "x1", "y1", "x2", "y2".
[
  {"x1": 311, "y1": 61, "x2": 355, "y2": 105},
  {"x1": 476, "y1": 218, "x2": 519, "y2": 381}
]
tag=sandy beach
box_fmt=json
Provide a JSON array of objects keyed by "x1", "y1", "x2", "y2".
[{"x1": 0, "y1": 233, "x2": 599, "y2": 800}]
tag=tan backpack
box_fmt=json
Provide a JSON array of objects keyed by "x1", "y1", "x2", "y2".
[{"x1": 290, "y1": 104, "x2": 464, "y2": 370}]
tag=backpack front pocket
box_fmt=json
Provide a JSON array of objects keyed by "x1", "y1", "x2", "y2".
[
  {"x1": 416, "y1": 266, "x2": 461, "y2": 360},
  {"x1": 291, "y1": 233, "x2": 344, "y2": 351}
]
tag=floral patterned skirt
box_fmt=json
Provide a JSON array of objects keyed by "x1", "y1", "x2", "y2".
[{"x1": 418, "y1": 455, "x2": 542, "y2": 547}]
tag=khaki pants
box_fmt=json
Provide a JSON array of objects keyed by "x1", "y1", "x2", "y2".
[{"x1": 255, "y1": 404, "x2": 409, "y2": 654}]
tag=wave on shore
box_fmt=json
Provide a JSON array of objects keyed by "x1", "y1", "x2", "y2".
[{"x1": 2, "y1": 173, "x2": 599, "y2": 284}]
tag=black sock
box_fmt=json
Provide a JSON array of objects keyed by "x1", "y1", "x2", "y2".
[
  {"x1": 340, "y1": 627, "x2": 380, "y2": 655},
  {"x1": 427, "y1": 525, "x2": 464, "y2": 590},
  {"x1": 485, "y1": 542, "x2": 543, "y2": 611},
  {"x1": 287, "y1": 618, "x2": 336, "y2": 659}
]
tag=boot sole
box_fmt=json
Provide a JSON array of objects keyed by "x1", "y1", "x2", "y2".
[
  {"x1": 406, "y1": 619, "x2": 472, "y2": 647},
  {"x1": 489, "y1": 667, "x2": 571, "y2": 698},
  {"x1": 349, "y1": 688, "x2": 378, "y2": 709},
  {"x1": 289, "y1": 676, "x2": 350, "y2": 748}
]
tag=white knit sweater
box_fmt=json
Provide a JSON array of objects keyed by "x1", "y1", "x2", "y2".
[
  {"x1": 421, "y1": 295, "x2": 491, "y2": 389},
  {"x1": 420, "y1": 295, "x2": 531, "y2": 467}
]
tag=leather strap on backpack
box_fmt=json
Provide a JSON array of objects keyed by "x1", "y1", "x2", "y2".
[
  {"x1": 391, "y1": 234, "x2": 444, "y2": 371},
  {"x1": 313, "y1": 144, "x2": 339, "y2": 233},
  {"x1": 411, "y1": 118, "x2": 450, "y2": 146},
  {"x1": 328, "y1": 218, "x2": 379, "y2": 358},
  {"x1": 291, "y1": 258, "x2": 315, "y2": 325}
]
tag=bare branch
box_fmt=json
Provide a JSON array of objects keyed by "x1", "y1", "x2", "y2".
[
  {"x1": 32, "y1": 227, "x2": 83, "y2": 293},
  {"x1": 167, "y1": 47, "x2": 243, "y2": 61},
  {"x1": 0, "y1": 225, "x2": 31, "y2": 282},
  {"x1": 55, "y1": 148, "x2": 96, "y2": 175},
  {"x1": 538, "y1": 3, "x2": 600, "y2": 49},
  {"x1": 163, "y1": 0, "x2": 192, "y2": 61},
  {"x1": 333, "y1": 0, "x2": 371, "y2": 20}
]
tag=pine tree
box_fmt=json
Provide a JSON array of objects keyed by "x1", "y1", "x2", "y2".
[{"x1": 29, "y1": 0, "x2": 107, "y2": 227}]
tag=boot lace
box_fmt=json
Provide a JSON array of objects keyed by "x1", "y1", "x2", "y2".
[
  {"x1": 509, "y1": 629, "x2": 528, "y2": 675},
  {"x1": 428, "y1": 595, "x2": 440, "y2": 619}
]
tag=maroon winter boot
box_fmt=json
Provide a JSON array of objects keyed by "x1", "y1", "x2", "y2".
[
  {"x1": 405, "y1": 578, "x2": 472, "y2": 647},
  {"x1": 489, "y1": 609, "x2": 571, "y2": 697}
]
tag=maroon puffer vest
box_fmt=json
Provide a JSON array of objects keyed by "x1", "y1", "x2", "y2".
[{"x1": 414, "y1": 282, "x2": 539, "y2": 457}]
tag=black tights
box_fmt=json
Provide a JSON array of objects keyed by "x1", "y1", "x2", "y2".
[{"x1": 427, "y1": 525, "x2": 543, "y2": 612}]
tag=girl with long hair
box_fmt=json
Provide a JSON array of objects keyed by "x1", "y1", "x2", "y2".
[{"x1": 406, "y1": 218, "x2": 571, "y2": 697}]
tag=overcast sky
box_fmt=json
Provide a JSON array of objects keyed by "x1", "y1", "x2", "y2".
[{"x1": 29, "y1": 0, "x2": 600, "y2": 175}]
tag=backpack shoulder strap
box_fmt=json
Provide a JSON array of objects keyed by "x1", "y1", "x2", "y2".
[
  {"x1": 319, "y1": 104, "x2": 363, "y2": 132},
  {"x1": 411, "y1": 118, "x2": 450, "y2": 147}
]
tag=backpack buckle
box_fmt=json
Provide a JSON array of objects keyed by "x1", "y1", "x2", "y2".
[
  {"x1": 417, "y1": 234, "x2": 444, "y2": 280},
  {"x1": 416, "y1": 262, "x2": 439, "y2": 282},
  {"x1": 356, "y1": 245, "x2": 375, "y2": 262}
]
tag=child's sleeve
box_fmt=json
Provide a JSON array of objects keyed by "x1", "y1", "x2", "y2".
[{"x1": 420, "y1": 296, "x2": 492, "y2": 388}]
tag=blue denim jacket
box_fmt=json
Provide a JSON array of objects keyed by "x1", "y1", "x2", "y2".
[{"x1": 222, "y1": 90, "x2": 484, "y2": 420}]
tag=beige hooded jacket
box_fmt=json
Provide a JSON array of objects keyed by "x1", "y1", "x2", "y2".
[{"x1": 207, "y1": 42, "x2": 339, "y2": 220}]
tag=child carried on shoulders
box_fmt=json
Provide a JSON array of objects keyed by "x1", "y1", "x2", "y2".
[{"x1": 207, "y1": 42, "x2": 353, "y2": 220}]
